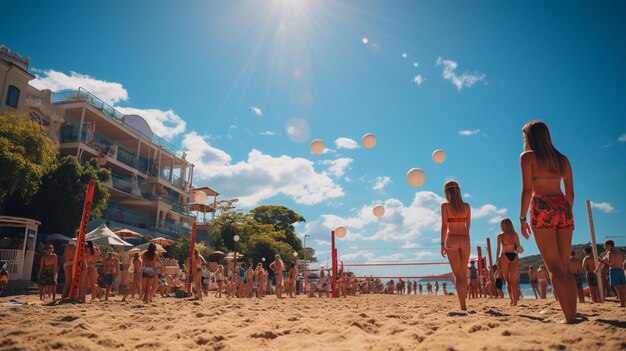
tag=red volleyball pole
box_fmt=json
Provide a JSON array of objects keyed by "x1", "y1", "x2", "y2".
[
  {"x1": 186, "y1": 222, "x2": 197, "y2": 297},
  {"x1": 486, "y1": 238, "x2": 493, "y2": 268},
  {"x1": 70, "y1": 179, "x2": 96, "y2": 298},
  {"x1": 477, "y1": 246, "x2": 484, "y2": 297},
  {"x1": 331, "y1": 230, "x2": 337, "y2": 298}
]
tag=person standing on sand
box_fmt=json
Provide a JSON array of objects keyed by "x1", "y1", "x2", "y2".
[
  {"x1": 468, "y1": 261, "x2": 479, "y2": 299},
  {"x1": 215, "y1": 265, "x2": 225, "y2": 298},
  {"x1": 288, "y1": 263, "x2": 297, "y2": 298},
  {"x1": 442, "y1": 282, "x2": 448, "y2": 295},
  {"x1": 38, "y1": 245, "x2": 57, "y2": 302},
  {"x1": 581, "y1": 247, "x2": 599, "y2": 303},
  {"x1": 440, "y1": 180, "x2": 472, "y2": 310},
  {"x1": 519, "y1": 120, "x2": 578, "y2": 323},
  {"x1": 597, "y1": 240, "x2": 626, "y2": 307},
  {"x1": 418, "y1": 283, "x2": 422, "y2": 295},
  {"x1": 61, "y1": 241, "x2": 76, "y2": 299},
  {"x1": 141, "y1": 243, "x2": 163, "y2": 302},
  {"x1": 496, "y1": 218, "x2": 522, "y2": 306},
  {"x1": 426, "y1": 281, "x2": 432, "y2": 295},
  {"x1": 528, "y1": 266, "x2": 540, "y2": 299},
  {"x1": 193, "y1": 250, "x2": 207, "y2": 300},
  {"x1": 245, "y1": 263, "x2": 255, "y2": 298},
  {"x1": 269, "y1": 255, "x2": 285, "y2": 298},
  {"x1": 537, "y1": 266, "x2": 549, "y2": 299},
  {"x1": 80, "y1": 241, "x2": 101, "y2": 302},
  {"x1": 255, "y1": 263, "x2": 266, "y2": 298},
  {"x1": 102, "y1": 253, "x2": 119, "y2": 301},
  {"x1": 413, "y1": 281, "x2": 417, "y2": 295},
  {"x1": 569, "y1": 251, "x2": 585, "y2": 303},
  {"x1": 434, "y1": 281, "x2": 439, "y2": 295},
  {"x1": 493, "y1": 265, "x2": 504, "y2": 298},
  {"x1": 122, "y1": 253, "x2": 142, "y2": 301}
]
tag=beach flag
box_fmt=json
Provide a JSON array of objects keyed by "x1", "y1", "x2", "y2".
[{"x1": 70, "y1": 179, "x2": 96, "y2": 298}]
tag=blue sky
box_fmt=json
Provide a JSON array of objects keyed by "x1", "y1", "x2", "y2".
[{"x1": 3, "y1": 0, "x2": 626, "y2": 276}]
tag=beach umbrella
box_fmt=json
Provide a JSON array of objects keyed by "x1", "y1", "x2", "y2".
[
  {"x1": 127, "y1": 247, "x2": 141, "y2": 257},
  {"x1": 225, "y1": 252, "x2": 243, "y2": 260},
  {"x1": 45, "y1": 233, "x2": 73, "y2": 242},
  {"x1": 86, "y1": 224, "x2": 133, "y2": 247},
  {"x1": 134, "y1": 242, "x2": 166, "y2": 253},
  {"x1": 114, "y1": 228, "x2": 143, "y2": 239},
  {"x1": 208, "y1": 251, "x2": 226, "y2": 258},
  {"x1": 150, "y1": 237, "x2": 175, "y2": 246}
]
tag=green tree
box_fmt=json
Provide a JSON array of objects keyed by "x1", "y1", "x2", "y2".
[
  {"x1": 0, "y1": 113, "x2": 57, "y2": 209},
  {"x1": 210, "y1": 199, "x2": 247, "y2": 251},
  {"x1": 246, "y1": 232, "x2": 297, "y2": 277},
  {"x1": 32, "y1": 156, "x2": 110, "y2": 236},
  {"x1": 251, "y1": 205, "x2": 305, "y2": 252},
  {"x1": 165, "y1": 234, "x2": 212, "y2": 269}
]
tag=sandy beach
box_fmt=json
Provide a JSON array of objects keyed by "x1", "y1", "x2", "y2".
[{"x1": 1, "y1": 294, "x2": 624, "y2": 351}]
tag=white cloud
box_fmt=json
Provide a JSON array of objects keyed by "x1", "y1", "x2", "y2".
[
  {"x1": 320, "y1": 158, "x2": 353, "y2": 178},
  {"x1": 334, "y1": 137, "x2": 359, "y2": 150},
  {"x1": 436, "y1": 57, "x2": 485, "y2": 91},
  {"x1": 249, "y1": 106, "x2": 263, "y2": 116},
  {"x1": 260, "y1": 130, "x2": 275, "y2": 136},
  {"x1": 31, "y1": 69, "x2": 128, "y2": 105},
  {"x1": 184, "y1": 134, "x2": 344, "y2": 207},
  {"x1": 458, "y1": 129, "x2": 480, "y2": 136},
  {"x1": 590, "y1": 201, "x2": 616, "y2": 214},
  {"x1": 117, "y1": 107, "x2": 186, "y2": 139},
  {"x1": 463, "y1": 193, "x2": 471, "y2": 198},
  {"x1": 401, "y1": 242, "x2": 420, "y2": 249},
  {"x1": 373, "y1": 176, "x2": 391, "y2": 191},
  {"x1": 618, "y1": 133, "x2": 626, "y2": 142},
  {"x1": 472, "y1": 204, "x2": 508, "y2": 224},
  {"x1": 229, "y1": 125, "x2": 237, "y2": 129},
  {"x1": 314, "y1": 239, "x2": 331, "y2": 246},
  {"x1": 413, "y1": 75, "x2": 426, "y2": 86}
]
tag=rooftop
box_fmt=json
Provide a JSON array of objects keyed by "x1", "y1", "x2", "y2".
[{"x1": 0, "y1": 45, "x2": 30, "y2": 71}]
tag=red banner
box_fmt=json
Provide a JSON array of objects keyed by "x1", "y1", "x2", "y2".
[
  {"x1": 70, "y1": 178, "x2": 96, "y2": 298},
  {"x1": 186, "y1": 222, "x2": 197, "y2": 297}
]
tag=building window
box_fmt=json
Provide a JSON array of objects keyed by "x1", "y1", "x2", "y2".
[
  {"x1": 5, "y1": 85, "x2": 20, "y2": 108},
  {"x1": 29, "y1": 111, "x2": 49, "y2": 127}
]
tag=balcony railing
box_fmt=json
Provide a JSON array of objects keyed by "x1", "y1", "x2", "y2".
[
  {"x1": 102, "y1": 205, "x2": 191, "y2": 238},
  {"x1": 52, "y1": 88, "x2": 186, "y2": 158},
  {"x1": 150, "y1": 221, "x2": 192, "y2": 237},
  {"x1": 149, "y1": 166, "x2": 187, "y2": 190},
  {"x1": 147, "y1": 194, "x2": 192, "y2": 217}
]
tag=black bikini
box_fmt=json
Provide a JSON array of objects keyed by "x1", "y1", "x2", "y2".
[{"x1": 504, "y1": 252, "x2": 517, "y2": 262}]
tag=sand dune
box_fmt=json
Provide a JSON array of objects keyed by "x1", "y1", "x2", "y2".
[{"x1": 1, "y1": 294, "x2": 624, "y2": 351}]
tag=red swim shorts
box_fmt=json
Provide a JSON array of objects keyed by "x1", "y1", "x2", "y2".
[{"x1": 530, "y1": 194, "x2": 574, "y2": 229}]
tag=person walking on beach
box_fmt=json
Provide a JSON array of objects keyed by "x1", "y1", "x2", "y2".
[
  {"x1": 122, "y1": 253, "x2": 142, "y2": 301},
  {"x1": 80, "y1": 241, "x2": 100, "y2": 302},
  {"x1": 597, "y1": 240, "x2": 625, "y2": 307},
  {"x1": 215, "y1": 265, "x2": 224, "y2": 298},
  {"x1": 582, "y1": 247, "x2": 599, "y2": 303},
  {"x1": 38, "y1": 244, "x2": 57, "y2": 302},
  {"x1": 102, "y1": 253, "x2": 119, "y2": 301},
  {"x1": 537, "y1": 266, "x2": 549, "y2": 299},
  {"x1": 519, "y1": 120, "x2": 578, "y2": 323},
  {"x1": 269, "y1": 255, "x2": 285, "y2": 298},
  {"x1": 528, "y1": 266, "x2": 540, "y2": 299},
  {"x1": 569, "y1": 251, "x2": 585, "y2": 303},
  {"x1": 440, "y1": 180, "x2": 472, "y2": 310},
  {"x1": 193, "y1": 250, "x2": 207, "y2": 300},
  {"x1": 141, "y1": 243, "x2": 163, "y2": 302},
  {"x1": 496, "y1": 218, "x2": 522, "y2": 306},
  {"x1": 61, "y1": 241, "x2": 76, "y2": 299}
]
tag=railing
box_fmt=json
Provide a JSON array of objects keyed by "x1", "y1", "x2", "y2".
[
  {"x1": 149, "y1": 166, "x2": 187, "y2": 190},
  {"x1": 52, "y1": 88, "x2": 185, "y2": 158},
  {"x1": 111, "y1": 174, "x2": 135, "y2": 195},
  {"x1": 102, "y1": 205, "x2": 152, "y2": 230},
  {"x1": 150, "y1": 221, "x2": 192, "y2": 237},
  {"x1": 146, "y1": 194, "x2": 192, "y2": 216}
]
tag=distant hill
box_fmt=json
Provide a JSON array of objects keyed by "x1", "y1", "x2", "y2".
[{"x1": 439, "y1": 243, "x2": 625, "y2": 284}]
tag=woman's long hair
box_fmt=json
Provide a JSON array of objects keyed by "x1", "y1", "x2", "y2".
[
  {"x1": 145, "y1": 243, "x2": 156, "y2": 260},
  {"x1": 522, "y1": 120, "x2": 567, "y2": 176},
  {"x1": 444, "y1": 180, "x2": 465, "y2": 215},
  {"x1": 500, "y1": 218, "x2": 518, "y2": 237},
  {"x1": 86, "y1": 241, "x2": 95, "y2": 256}
]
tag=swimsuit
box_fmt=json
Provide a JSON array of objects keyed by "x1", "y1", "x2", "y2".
[
  {"x1": 574, "y1": 273, "x2": 584, "y2": 289},
  {"x1": 103, "y1": 273, "x2": 114, "y2": 286},
  {"x1": 530, "y1": 279, "x2": 538, "y2": 285},
  {"x1": 503, "y1": 252, "x2": 517, "y2": 262},
  {"x1": 608, "y1": 268, "x2": 626, "y2": 287},
  {"x1": 142, "y1": 267, "x2": 156, "y2": 278},
  {"x1": 39, "y1": 269, "x2": 56, "y2": 285},
  {"x1": 530, "y1": 194, "x2": 574, "y2": 229},
  {"x1": 495, "y1": 278, "x2": 503, "y2": 290},
  {"x1": 586, "y1": 272, "x2": 598, "y2": 287}
]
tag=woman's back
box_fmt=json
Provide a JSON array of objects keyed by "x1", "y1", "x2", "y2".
[{"x1": 443, "y1": 202, "x2": 470, "y2": 235}]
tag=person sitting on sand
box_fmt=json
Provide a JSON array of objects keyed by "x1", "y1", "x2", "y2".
[
  {"x1": 215, "y1": 265, "x2": 225, "y2": 298},
  {"x1": 569, "y1": 251, "x2": 585, "y2": 303},
  {"x1": 581, "y1": 247, "x2": 599, "y2": 303},
  {"x1": 440, "y1": 180, "x2": 472, "y2": 310},
  {"x1": 536, "y1": 265, "x2": 549, "y2": 299},
  {"x1": 269, "y1": 255, "x2": 285, "y2": 299},
  {"x1": 102, "y1": 253, "x2": 119, "y2": 301},
  {"x1": 38, "y1": 244, "x2": 58, "y2": 302},
  {"x1": 141, "y1": 243, "x2": 163, "y2": 302},
  {"x1": 496, "y1": 218, "x2": 522, "y2": 306},
  {"x1": 61, "y1": 241, "x2": 76, "y2": 299},
  {"x1": 597, "y1": 240, "x2": 625, "y2": 307}
]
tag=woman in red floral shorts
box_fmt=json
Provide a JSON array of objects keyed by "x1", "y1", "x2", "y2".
[{"x1": 519, "y1": 120, "x2": 577, "y2": 324}]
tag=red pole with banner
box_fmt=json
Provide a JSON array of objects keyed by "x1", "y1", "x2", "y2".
[
  {"x1": 486, "y1": 238, "x2": 493, "y2": 268},
  {"x1": 186, "y1": 222, "x2": 197, "y2": 297},
  {"x1": 331, "y1": 230, "x2": 337, "y2": 298},
  {"x1": 477, "y1": 246, "x2": 484, "y2": 296},
  {"x1": 70, "y1": 179, "x2": 96, "y2": 298}
]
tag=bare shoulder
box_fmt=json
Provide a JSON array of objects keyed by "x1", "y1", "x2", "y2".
[{"x1": 520, "y1": 150, "x2": 534, "y2": 162}]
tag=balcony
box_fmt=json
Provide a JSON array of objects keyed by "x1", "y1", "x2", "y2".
[
  {"x1": 100, "y1": 205, "x2": 192, "y2": 238},
  {"x1": 150, "y1": 221, "x2": 192, "y2": 237},
  {"x1": 149, "y1": 166, "x2": 188, "y2": 191},
  {"x1": 52, "y1": 88, "x2": 185, "y2": 159},
  {"x1": 146, "y1": 194, "x2": 192, "y2": 217}
]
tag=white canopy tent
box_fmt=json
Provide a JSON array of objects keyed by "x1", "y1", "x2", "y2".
[{"x1": 85, "y1": 224, "x2": 133, "y2": 247}]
